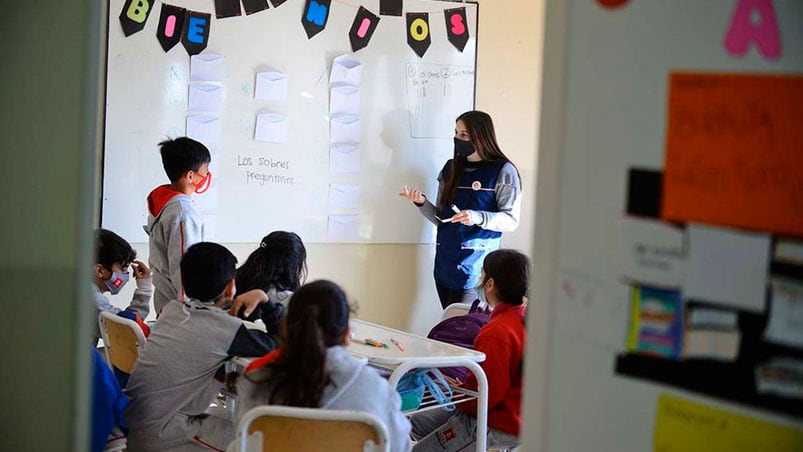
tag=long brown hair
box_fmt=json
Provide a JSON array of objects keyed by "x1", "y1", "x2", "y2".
[
  {"x1": 439, "y1": 111, "x2": 515, "y2": 209},
  {"x1": 258, "y1": 280, "x2": 351, "y2": 408}
]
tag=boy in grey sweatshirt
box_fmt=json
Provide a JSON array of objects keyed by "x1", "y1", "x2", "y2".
[
  {"x1": 146, "y1": 137, "x2": 212, "y2": 315},
  {"x1": 125, "y1": 242, "x2": 283, "y2": 451}
]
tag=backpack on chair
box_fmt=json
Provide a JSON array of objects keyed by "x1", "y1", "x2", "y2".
[{"x1": 426, "y1": 299, "x2": 491, "y2": 381}]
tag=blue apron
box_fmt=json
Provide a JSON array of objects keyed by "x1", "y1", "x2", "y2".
[{"x1": 434, "y1": 160, "x2": 506, "y2": 289}]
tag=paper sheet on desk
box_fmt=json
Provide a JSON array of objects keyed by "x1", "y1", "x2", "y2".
[
  {"x1": 330, "y1": 85, "x2": 360, "y2": 115},
  {"x1": 190, "y1": 54, "x2": 225, "y2": 82},
  {"x1": 329, "y1": 183, "x2": 360, "y2": 209},
  {"x1": 188, "y1": 84, "x2": 223, "y2": 113},
  {"x1": 330, "y1": 146, "x2": 360, "y2": 173},
  {"x1": 255, "y1": 71, "x2": 288, "y2": 102},
  {"x1": 683, "y1": 224, "x2": 770, "y2": 313}
]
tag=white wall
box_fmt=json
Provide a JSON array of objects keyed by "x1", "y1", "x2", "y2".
[
  {"x1": 525, "y1": 1, "x2": 803, "y2": 450},
  {"x1": 112, "y1": 0, "x2": 544, "y2": 337}
]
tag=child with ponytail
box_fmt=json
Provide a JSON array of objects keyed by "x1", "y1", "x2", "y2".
[{"x1": 232, "y1": 280, "x2": 412, "y2": 452}]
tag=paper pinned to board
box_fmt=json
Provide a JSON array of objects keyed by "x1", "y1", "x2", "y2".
[
  {"x1": 330, "y1": 146, "x2": 360, "y2": 173},
  {"x1": 330, "y1": 85, "x2": 360, "y2": 115},
  {"x1": 328, "y1": 183, "x2": 360, "y2": 209},
  {"x1": 186, "y1": 115, "x2": 221, "y2": 146},
  {"x1": 764, "y1": 278, "x2": 803, "y2": 349},
  {"x1": 254, "y1": 113, "x2": 289, "y2": 144},
  {"x1": 254, "y1": 71, "x2": 288, "y2": 102},
  {"x1": 188, "y1": 84, "x2": 223, "y2": 112},
  {"x1": 330, "y1": 54, "x2": 362, "y2": 86},
  {"x1": 683, "y1": 224, "x2": 771, "y2": 313},
  {"x1": 190, "y1": 54, "x2": 225, "y2": 82},
  {"x1": 619, "y1": 217, "x2": 685, "y2": 288},
  {"x1": 654, "y1": 394, "x2": 803, "y2": 452},
  {"x1": 328, "y1": 215, "x2": 359, "y2": 241}
]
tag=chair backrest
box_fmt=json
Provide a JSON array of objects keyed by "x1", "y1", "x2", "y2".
[
  {"x1": 441, "y1": 302, "x2": 473, "y2": 320},
  {"x1": 98, "y1": 311, "x2": 147, "y2": 374},
  {"x1": 238, "y1": 405, "x2": 389, "y2": 452}
]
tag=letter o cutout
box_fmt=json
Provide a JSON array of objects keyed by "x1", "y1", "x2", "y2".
[{"x1": 410, "y1": 18, "x2": 429, "y2": 41}]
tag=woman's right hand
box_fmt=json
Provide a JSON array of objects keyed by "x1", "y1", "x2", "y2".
[{"x1": 398, "y1": 186, "x2": 425, "y2": 205}]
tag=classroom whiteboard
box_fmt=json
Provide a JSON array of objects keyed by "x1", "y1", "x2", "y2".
[{"x1": 102, "y1": 0, "x2": 477, "y2": 243}]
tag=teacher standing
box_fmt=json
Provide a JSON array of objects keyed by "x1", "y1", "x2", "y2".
[{"x1": 400, "y1": 111, "x2": 521, "y2": 309}]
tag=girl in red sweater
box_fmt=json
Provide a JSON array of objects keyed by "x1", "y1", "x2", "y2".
[{"x1": 411, "y1": 249, "x2": 529, "y2": 451}]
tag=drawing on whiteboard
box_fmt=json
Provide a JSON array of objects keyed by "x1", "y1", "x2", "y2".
[{"x1": 406, "y1": 63, "x2": 475, "y2": 138}]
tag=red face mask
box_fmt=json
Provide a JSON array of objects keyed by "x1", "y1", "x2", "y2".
[{"x1": 193, "y1": 171, "x2": 212, "y2": 194}]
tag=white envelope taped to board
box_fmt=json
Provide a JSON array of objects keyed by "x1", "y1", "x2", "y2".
[
  {"x1": 255, "y1": 113, "x2": 289, "y2": 144},
  {"x1": 330, "y1": 55, "x2": 362, "y2": 87},
  {"x1": 329, "y1": 183, "x2": 360, "y2": 209},
  {"x1": 328, "y1": 215, "x2": 359, "y2": 241},
  {"x1": 330, "y1": 85, "x2": 360, "y2": 115},
  {"x1": 330, "y1": 115, "x2": 361, "y2": 144},
  {"x1": 330, "y1": 146, "x2": 360, "y2": 173},
  {"x1": 188, "y1": 84, "x2": 223, "y2": 113},
  {"x1": 255, "y1": 72, "x2": 288, "y2": 102},
  {"x1": 186, "y1": 115, "x2": 221, "y2": 146},
  {"x1": 190, "y1": 54, "x2": 225, "y2": 82}
]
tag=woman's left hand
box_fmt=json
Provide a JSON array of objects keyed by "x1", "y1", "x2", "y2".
[{"x1": 450, "y1": 210, "x2": 474, "y2": 226}]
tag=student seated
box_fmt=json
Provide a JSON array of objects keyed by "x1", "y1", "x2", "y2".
[
  {"x1": 91, "y1": 228, "x2": 151, "y2": 347},
  {"x1": 124, "y1": 242, "x2": 283, "y2": 452},
  {"x1": 91, "y1": 348, "x2": 128, "y2": 452},
  {"x1": 410, "y1": 249, "x2": 530, "y2": 451},
  {"x1": 231, "y1": 280, "x2": 412, "y2": 452},
  {"x1": 232, "y1": 231, "x2": 307, "y2": 322}
]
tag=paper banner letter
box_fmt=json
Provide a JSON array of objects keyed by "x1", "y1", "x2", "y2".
[
  {"x1": 406, "y1": 13, "x2": 431, "y2": 58},
  {"x1": 156, "y1": 4, "x2": 186, "y2": 52},
  {"x1": 444, "y1": 7, "x2": 469, "y2": 52},
  {"x1": 242, "y1": 0, "x2": 270, "y2": 15},
  {"x1": 596, "y1": 0, "x2": 630, "y2": 8},
  {"x1": 724, "y1": 0, "x2": 781, "y2": 60},
  {"x1": 349, "y1": 7, "x2": 380, "y2": 52},
  {"x1": 302, "y1": 0, "x2": 331, "y2": 39},
  {"x1": 270, "y1": 0, "x2": 288, "y2": 7},
  {"x1": 182, "y1": 11, "x2": 211, "y2": 56},
  {"x1": 380, "y1": 0, "x2": 402, "y2": 16},
  {"x1": 120, "y1": 0, "x2": 154, "y2": 37},
  {"x1": 215, "y1": 0, "x2": 242, "y2": 18}
]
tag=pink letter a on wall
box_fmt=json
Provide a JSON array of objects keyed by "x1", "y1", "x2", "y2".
[{"x1": 724, "y1": 0, "x2": 781, "y2": 59}]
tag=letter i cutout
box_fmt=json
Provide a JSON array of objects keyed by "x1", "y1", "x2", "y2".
[
  {"x1": 349, "y1": 6, "x2": 380, "y2": 52},
  {"x1": 156, "y1": 3, "x2": 186, "y2": 52},
  {"x1": 724, "y1": 0, "x2": 781, "y2": 59}
]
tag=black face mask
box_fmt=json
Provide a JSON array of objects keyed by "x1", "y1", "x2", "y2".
[{"x1": 454, "y1": 137, "x2": 475, "y2": 157}]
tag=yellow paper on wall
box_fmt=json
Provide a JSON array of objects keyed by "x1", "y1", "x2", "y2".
[{"x1": 654, "y1": 394, "x2": 803, "y2": 452}]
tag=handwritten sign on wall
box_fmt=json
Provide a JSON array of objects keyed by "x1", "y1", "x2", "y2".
[
  {"x1": 662, "y1": 73, "x2": 803, "y2": 237},
  {"x1": 654, "y1": 394, "x2": 803, "y2": 451}
]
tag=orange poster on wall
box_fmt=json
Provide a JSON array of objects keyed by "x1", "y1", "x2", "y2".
[{"x1": 662, "y1": 73, "x2": 803, "y2": 237}]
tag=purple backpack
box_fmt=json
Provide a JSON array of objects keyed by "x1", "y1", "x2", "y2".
[{"x1": 427, "y1": 299, "x2": 491, "y2": 381}]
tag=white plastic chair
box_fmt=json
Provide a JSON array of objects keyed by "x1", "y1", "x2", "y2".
[
  {"x1": 98, "y1": 311, "x2": 147, "y2": 374},
  {"x1": 237, "y1": 405, "x2": 389, "y2": 452},
  {"x1": 441, "y1": 302, "x2": 473, "y2": 321}
]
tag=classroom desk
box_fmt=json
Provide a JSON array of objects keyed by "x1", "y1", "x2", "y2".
[{"x1": 231, "y1": 319, "x2": 490, "y2": 452}]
